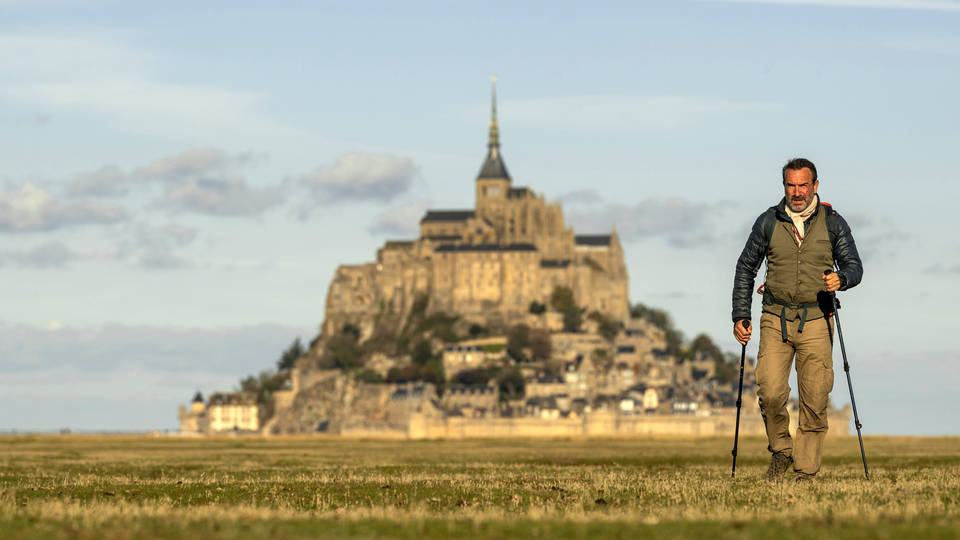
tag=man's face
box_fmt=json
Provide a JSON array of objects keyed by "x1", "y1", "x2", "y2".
[{"x1": 783, "y1": 168, "x2": 818, "y2": 213}]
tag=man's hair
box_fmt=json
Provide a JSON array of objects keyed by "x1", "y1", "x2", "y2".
[{"x1": 782, "y1": 158, "x2": 817, "y2": 184}]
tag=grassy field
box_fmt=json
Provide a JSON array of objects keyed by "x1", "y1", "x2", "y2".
[{"x1": 2, "y1": 434, "x2": 959, "y2": 539}]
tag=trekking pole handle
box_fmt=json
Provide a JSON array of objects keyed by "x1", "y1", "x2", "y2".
[
  {"x1": 824, "y1": 269, "x2": 833, "y2": 276},
  {"x1": 741, "y1": 319, "x2": 750, "y2": 331}
]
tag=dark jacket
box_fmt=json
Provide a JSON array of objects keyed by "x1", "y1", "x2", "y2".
[{"x1": 732, "y1": 198, "x2": 863, "y2": 323}]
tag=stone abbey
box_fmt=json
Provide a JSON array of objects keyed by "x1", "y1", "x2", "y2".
[
  {"x1": 178, "y1": 82, "x2": 853, "y2": 439},
  {"x1": 322, "y1": 81, "x2": 629, "y2": 339}
]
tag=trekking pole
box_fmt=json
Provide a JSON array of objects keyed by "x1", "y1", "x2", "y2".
[
  {"x1": 824, "y1": 269, "x2": 869, "y2": 480},
  {"x1": 731, "y1": 319, "x2": 750, "y2": 479}
]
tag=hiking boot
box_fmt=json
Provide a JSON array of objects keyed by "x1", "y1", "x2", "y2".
[
  {"x1": 794, "y1": 473, "x2": 815, "y2": 484},
  {"x1": 765, "y1": 452, "x2": 793, "y2": 484}
]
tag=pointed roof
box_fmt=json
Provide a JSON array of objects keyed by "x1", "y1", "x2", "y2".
[{"x1": 477, "y1": 75, "x2": 511, "y2": 180}]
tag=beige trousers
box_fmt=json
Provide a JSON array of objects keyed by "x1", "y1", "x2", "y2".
[{"x1": 756, "y1": 311, "x2": 835, "y2": 476}]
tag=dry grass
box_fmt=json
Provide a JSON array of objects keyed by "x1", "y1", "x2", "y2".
[{"x1": 1, "y1": 435, "x2": 959, "y2": 539}]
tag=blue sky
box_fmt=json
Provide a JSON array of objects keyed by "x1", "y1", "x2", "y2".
[{"x1": 2, "y1": 0, "x2": 958, "y2": 434}]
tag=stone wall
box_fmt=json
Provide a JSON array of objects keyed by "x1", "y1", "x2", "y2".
[{"x1": 398, "y1": 405, "x2": 852, "y2": 440}]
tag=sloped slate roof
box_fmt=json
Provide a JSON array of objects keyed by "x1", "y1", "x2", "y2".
[
  {"x1": 434, "y1": 243, "x2": 537, "y2": 253},
  {"x1": 383, "y1": 241, "x2": 414, "y2": 249},
  {"x1": 575, "y1": 235, "x2": 612, "y2": 246},
  {"x1": 477, "y1": 148, "x2": 510, "y2": 180},
  {"x1": 507, "y1": 187, "x2": 530, "y2": 199},
  {"x1": 421, "y1": 210, "x2": 475, "y2": 223}
]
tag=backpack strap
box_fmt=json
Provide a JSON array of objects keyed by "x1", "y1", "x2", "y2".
[
  {"x1": 761, "y1": 206, "x2": 777, "y2": 253},
  {"x1": 820, "y1": 202, "x2": 838, "y2": 248}
]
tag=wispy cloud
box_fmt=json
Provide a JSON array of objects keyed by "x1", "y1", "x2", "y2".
[
  {"x1": 300, "y1": 152, "x2": 419, "y2": 206},
  {"x1": 839, "y1": 214, "x2": 910, "y2": 263},
  {"x1": 368, "y1": 200, "x2": 430, "y2": 236},
  {"x1": 924, "y1": 263, "x2": 960, "y2": 274},
  {"x1": 0, "y1": 182, "x2": 126, "y2": 232},
  {"x1": 0, "y1": 35, "x2": 319, "y2": 145},
  {"x1": 66, "y1": 165, "x2": 127, "y2": 198},
  {"x1": 0, "y1": 322, "x2": 312, "y2": 430},
  {"x1": 133, "y1": 148, "x2": 260, "y2": 182},
  {"x1": 558, "y1": 189, "x2": 604, "y2": 206},
  {"x1": 0, "y1": 241, "x2": 79, "y2": 268},
  {"x1": 697, "y1": 0, "x2": 960, "y2": 10},
  {"x1": 117, "y1": 223, "x2": 198, "y2": 270},
  {"x1": 567, "y1": 197, "x2": 723, "y2": 248},
  {"x1": 159, "y1": 177, "x2": 284, "y2": 217}
]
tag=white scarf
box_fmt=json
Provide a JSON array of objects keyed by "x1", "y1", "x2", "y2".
[{"x1": 785, "y1": 194, "x2": 818, "y2": 246}]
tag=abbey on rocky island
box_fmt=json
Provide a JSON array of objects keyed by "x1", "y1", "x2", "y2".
[{"x1": 321, "y1": 81, "x2": 629, "y2": 341}]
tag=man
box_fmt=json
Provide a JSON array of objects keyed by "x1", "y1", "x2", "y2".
[{"x1": 732, "y1": 158, "x2": 863, "y2": 484}]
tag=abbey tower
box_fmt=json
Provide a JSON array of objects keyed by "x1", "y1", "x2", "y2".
[{"x1": 318, "y1": 79, "x2": 629, "y2": 342}]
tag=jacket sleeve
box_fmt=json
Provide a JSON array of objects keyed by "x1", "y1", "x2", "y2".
[
  {"x1": 732, "y1": 212, "x2": 768, "y2": 322},
  {"x1": 832, "y1": 213, "x2": 863, "y2": 291}
]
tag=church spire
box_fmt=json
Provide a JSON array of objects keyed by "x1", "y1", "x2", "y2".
[
  {"x1": 489, "y1": 75, "x2": 500, "y2": 149},
  {"x1": 477, "y1": 75, "x2": 510, "y2": 180}
]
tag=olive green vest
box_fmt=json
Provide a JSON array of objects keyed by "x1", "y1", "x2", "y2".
[{"x1": 762, "y1": 204, "x2": 834, "y2": 324}]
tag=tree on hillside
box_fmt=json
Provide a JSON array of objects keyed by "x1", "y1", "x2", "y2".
[
  {"x1": 551, "y1": 286, "x2": 584, "y2": 332},
  {"x1": 507, "y1": 324, "x2": 530, "y2": 361},
  {"x1": 551, "y1": 286, "x2": 576, "y2": 312},
  {"x1": 630, "y1": 302, "x2": 684, "y2": 357},
  {"x1": 529, "y1": 328, "x2": 552, "y2": 361},
  {"x1": 454, "y1": 366, "x2": 500, "y2": 386},
  {"x1": 276, "y1": 338, "x2": 304, "y2": 371},
  {"x1": 237, "y1": 368, "x2": 288, "y2": 425},
  {"x1": 588, "y1": 311, "x2": 620, "y2": 342},
  {"x1": 318, "y1": 324, "x2": 364, "y2": 370},
  {"x1": 411, "y1": 338, "x2": 435, "y2": 366},
  {"x1": 497, "y1": 367, "x2": 525, "y2": 402},
  {"x1": 689, "y1": 334, "x2": 723, "y2": 362},
  {"x1": 385, "y1": 338, "x2": 445, "y2": 389}
]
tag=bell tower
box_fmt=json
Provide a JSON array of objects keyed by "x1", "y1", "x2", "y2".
[{"x1": 475, "y1": 75, "x2": 511, "y2": 227}]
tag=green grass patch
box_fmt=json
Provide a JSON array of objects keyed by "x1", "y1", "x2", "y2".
[{"x1": 1, "y1": 436, "x2": 958, "y2": 539}]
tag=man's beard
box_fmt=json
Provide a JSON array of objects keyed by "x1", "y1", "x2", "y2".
[{"x1": 789, "y1": 197, "x2": 811, "y2": 212}]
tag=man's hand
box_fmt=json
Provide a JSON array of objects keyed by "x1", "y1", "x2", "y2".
[
  {"x1": 823, "y1": 271, "x2": 841, "y2": 292},
  {"x1": 734, "y1": 319, "x2": 752, "y2": 345}
]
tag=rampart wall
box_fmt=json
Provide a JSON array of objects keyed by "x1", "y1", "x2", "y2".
[{"x1": 335, "y1": 406, "x2": 852, "y2": 440}]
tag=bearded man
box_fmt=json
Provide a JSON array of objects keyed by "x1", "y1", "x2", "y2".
[{"x1": 732, "y1": 158, "x2": 863, "y2": 483}]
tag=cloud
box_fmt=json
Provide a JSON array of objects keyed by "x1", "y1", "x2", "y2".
[
  {"x1": 301, "y1": 153, "x2": 418, "y2": 205},
  {"x1": 65, "y1": 148, "x2": 269, "y2": 203},
  {"x1": 924, "y1": 263, "x2": 960, "y2": 274},
  {"x1": 0, "y1": 322, "x2": 313, "y2": 431},
  {"x1": 368, "y1": 200, "x2": 431, "y2": 236},
  {"x1": 558, "y1": 189, "x2": 603, "y2": 206},
  {"x1": 132, "y1": 148, "x2": 259, "y2": 182},
  {"x1": 566, "y1": 198, "x2": 722, "y2": 247},
  {"x1": 118, "y1": 222, "x2": 198, "y2": 269},
  {"x1": 128, "y1": 148, "x2": 280, "y2": 217},
  {"x1": 0, "y1": 35, "x2": 319, "y2": 146},
  {"x1": 159, "y1": 177, "x2": 284, "y2": 217},
  {"x1": 697, "y1": 0, "x2": 960, "y2": 10},
  {"x1": 0, "y1": 241, "x2": 78, "y2": 268},
  {"x1": 66, "y1": 164, "x2": 127, "y2": 197},
  {"x1": 0, "y1": 182, "x2": 126, "y2": 232},
  {"x1": 839, "y1": 215, "x2": 909, "y2": 263},
  {"x1": 484, "y1": 95, "x2": 775, "y2": 134}
]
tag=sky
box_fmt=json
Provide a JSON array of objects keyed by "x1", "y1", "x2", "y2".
[{"x1": 2, "y1": 0, "x2": 958, "y2": 435}]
